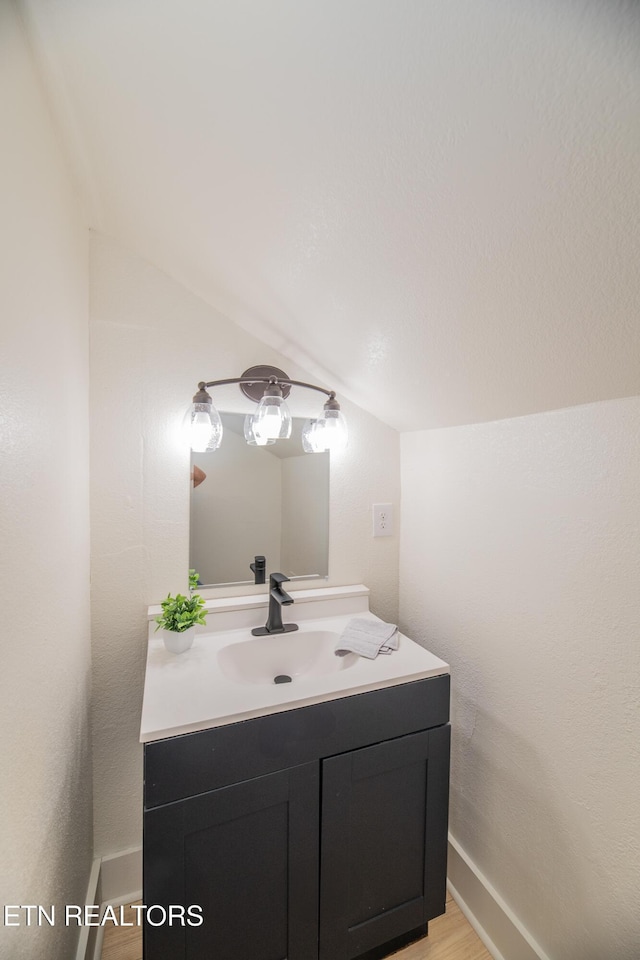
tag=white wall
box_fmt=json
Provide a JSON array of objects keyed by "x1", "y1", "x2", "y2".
[
  {"x1": 400, "y1": 398, "x2": 640, "y2": 960},
  {"x1": 0, "y1": 4, "x2": 91, "y2": 959},
  {"x1": 90, "y1": 233, "x2": 400, "y2": 855}
]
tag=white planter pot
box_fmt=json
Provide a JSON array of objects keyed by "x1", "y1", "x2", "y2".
[{"x1": 161, "y1": 626, "x2": 196, "y2": 655}]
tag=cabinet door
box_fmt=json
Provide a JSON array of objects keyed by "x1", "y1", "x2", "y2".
[
  {"x1": 320, "y1": 725, "x2": 450, "y2": 960},
  {"x1": 144, "y1": 762, "x2": 319, "y2": 960}
]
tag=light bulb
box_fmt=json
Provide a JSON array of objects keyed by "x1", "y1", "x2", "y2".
[
  {"x1": 313, "y1": 405, "x2": 348, "y2": 453},
  {"x1": 190, "y1": 401, "x2": 223, "y2": 452},
  {"x1": 253, "y1": 393, "x2": 292, "y2": 440}
]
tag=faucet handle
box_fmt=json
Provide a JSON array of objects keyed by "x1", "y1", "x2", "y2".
[
  {"x1": 270, "y1": 572, "x2": 289, "y2": 587},
  {"x1": 250, "y1": 555, "x2": 266, "y2": 584}
]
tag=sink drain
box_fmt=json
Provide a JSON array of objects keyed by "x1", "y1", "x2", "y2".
[{"x1": 274, "y1": 674, "x2": 292, "y2": 684}]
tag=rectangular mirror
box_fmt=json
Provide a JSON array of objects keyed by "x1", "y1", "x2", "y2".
[{"x1": 190, "y1": 413, "x2": 330, "y2": 587}]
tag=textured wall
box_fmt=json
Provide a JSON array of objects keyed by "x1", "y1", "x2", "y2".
[
  {"x1": 90, "y1": 233, "x2": 399, "y2": 855},
  {"x1": 0, "y1": 4, "x2": 91, "y2": 959},
  {"x1": 399, "y1": 398, "x2": 640, "y2": 960}
]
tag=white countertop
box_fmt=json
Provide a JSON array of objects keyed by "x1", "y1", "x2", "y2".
[{"x1": 140, "y1": 588, "x2": 449, "y2": 743}]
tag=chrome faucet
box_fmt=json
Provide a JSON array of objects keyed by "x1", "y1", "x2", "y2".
[{"x1": 251, "y1": 572, "x2": 299, "y2": 636}]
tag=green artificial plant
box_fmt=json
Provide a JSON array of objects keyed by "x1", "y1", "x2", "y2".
[{"x1": 155, "y1": 570, "x2": 207, "y2": 633}]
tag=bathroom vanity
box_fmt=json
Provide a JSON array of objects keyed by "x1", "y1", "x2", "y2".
[{"x1": 141, "y1": 586, "x2": 450, "y2": 960}]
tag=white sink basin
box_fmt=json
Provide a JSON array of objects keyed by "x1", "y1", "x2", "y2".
[
  {"x1": 217, "y1": 630, "x2": 358, "y2": 685},
  {"x1": 141, "y1": 587, "x2": 450, "y2": 741}
]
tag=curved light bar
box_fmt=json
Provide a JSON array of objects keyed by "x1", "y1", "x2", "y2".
[{"x1": 190, "y1": 365, "x2": 347, "y2": 454}]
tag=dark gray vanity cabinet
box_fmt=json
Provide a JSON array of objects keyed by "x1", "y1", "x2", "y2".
[{"x1": 143, "y1": 674, "x2": 450, "y2": 960}]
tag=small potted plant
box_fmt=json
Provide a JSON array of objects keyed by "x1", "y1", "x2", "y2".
[{"x1": 155, "y1": 570, "x2": 207, "y2": 654}]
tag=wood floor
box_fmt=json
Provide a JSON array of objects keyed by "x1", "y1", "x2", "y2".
[{"x1": 101, "y1": 892, "x2": 493, "y2": 960}]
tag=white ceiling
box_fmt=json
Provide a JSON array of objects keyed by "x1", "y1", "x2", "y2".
[{"x1": 22, "y1": 0, "x2": 640, "y2": 431}]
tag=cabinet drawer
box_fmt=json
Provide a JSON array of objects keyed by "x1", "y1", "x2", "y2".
[{"x1": 145, "y1": 674, "x2": 450, "y2": 807}]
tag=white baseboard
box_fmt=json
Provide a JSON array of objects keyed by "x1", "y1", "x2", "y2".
[
  {"x1": 74, "y1": 858, "x2": 101, "y2": 960},
  {"x1": 74, "y1": 847, "x2": 142, "y2": 960},
  {"x1": 98, "y1": 846, "x2": 142, "y2": 905},
  {"x1": 447, "y1": 834, "x2": 552, "y2": 960}
]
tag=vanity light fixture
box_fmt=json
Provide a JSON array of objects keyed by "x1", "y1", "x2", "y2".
[{"x1": 190, "y1": 364, "x2": 348, "y2": 454}]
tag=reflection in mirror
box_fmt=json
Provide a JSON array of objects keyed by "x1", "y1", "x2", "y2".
[{"x1": 190, "y1": 414, "x2": 330, "y2": 588}]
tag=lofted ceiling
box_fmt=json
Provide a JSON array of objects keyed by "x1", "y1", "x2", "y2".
[{"x1": 21, "y1": 0, "x2": 640, "y2": 431}]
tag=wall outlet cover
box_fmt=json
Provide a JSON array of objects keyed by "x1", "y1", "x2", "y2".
[{"x1": 373, "y1": 503, "x2": 393, "y2": 537}]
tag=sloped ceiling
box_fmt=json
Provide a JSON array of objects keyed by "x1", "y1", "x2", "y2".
[{"x1": 21, "y1": 0, "x2": 640, "y2": 431}]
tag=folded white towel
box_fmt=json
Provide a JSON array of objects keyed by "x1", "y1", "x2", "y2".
[{"x1": 335, "y1": 617, "x2": 399, "y2": 659}]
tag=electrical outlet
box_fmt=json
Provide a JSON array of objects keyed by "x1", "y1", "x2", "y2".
[{"x1": 372, "y1": 503, "x2": 393, "y2": 537}]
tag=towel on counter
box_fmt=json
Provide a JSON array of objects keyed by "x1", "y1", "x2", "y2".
[{"x1": 335, "y1": 618, "x2": 399, "y2": 659}]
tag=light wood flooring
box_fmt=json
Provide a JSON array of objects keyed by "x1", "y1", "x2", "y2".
[{"x1": 101, "y1": 892, "x2": 493, "y2": 960}]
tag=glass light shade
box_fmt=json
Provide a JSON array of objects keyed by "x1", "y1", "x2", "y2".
[
  {"x1": 301, "y1": 418, "x2": 323, "y2": 453},
  {"x1": 252, "y1": 394, "x2": 292, "y2": 440},
  {"x1": 313, "y1": 408, "x2": 348, "y2": 453},
  {"x1": 190, "y1": 401, "x2": 223, "y2": 452},
  {"x1": 244, "y1": 413, "x2": 275, "y2": 446}
]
